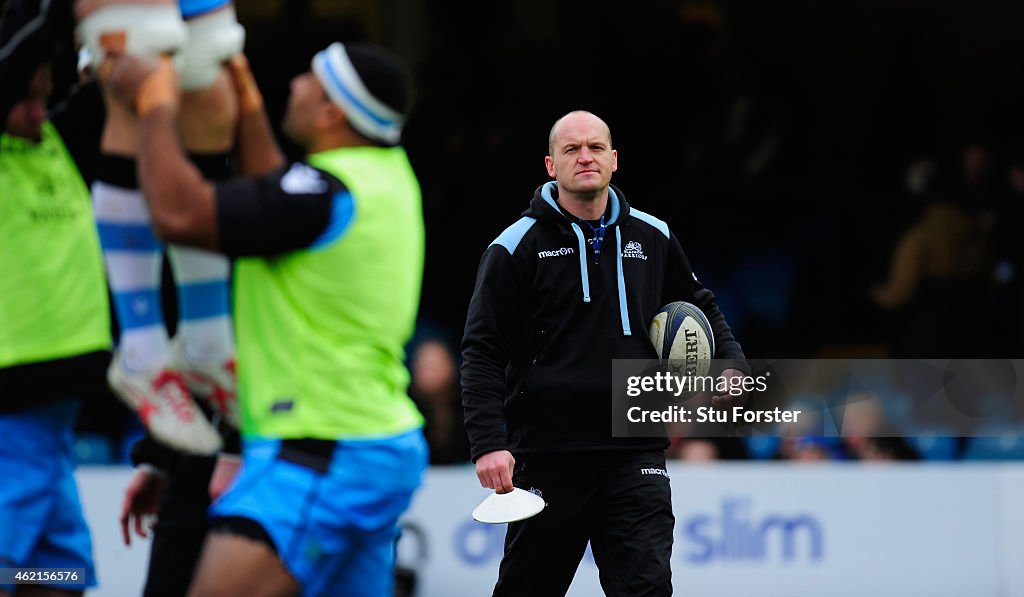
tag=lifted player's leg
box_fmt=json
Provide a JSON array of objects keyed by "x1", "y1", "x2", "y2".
[
  {"x1": 168, "y1": 1, "x2": 243, "y2": 428},
  {"x1": 76, "y1": 0, "x2": 222, "y2": 454}
]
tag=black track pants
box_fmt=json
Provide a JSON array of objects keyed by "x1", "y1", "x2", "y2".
[{"x1": 493, "y1": 450, "x2": 674, "y2": 597}]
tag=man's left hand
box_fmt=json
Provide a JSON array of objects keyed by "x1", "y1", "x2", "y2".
[{"x1": 710, "y1": 368, "x2": 748, "y2": 409}]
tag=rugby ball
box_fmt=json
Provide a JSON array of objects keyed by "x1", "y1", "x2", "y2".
[{"x1": 648, "y1": 301, "x2": 715, "y2": 377}]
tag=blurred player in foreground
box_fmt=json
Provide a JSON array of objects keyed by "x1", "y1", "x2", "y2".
[
  {"x1": 101, "y1": 40, "x2": 428, "y2": 596},
  {"x1": 0, "y1": 50, "x2": 107, "y2": 597}
]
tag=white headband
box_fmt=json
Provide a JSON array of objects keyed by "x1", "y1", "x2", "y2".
[{"x1": 311, "y1": 42, "x2": 403, "y2": 144}]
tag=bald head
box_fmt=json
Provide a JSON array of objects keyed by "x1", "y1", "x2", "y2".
[
  {"x1": 544, "y1": 110, "x2": 618, "y2": 207},
  {"x1": 548, "y1": 111, "x2": 612, "y2": 156}
]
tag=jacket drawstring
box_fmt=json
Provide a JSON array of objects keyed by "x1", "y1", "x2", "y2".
[
  {"x1": 615, "y1": 227, "x2": 631, "y2": 336},
  {"x1": 570, "y1": 223, "x2": 631, "y2": 335},
  {"x1": 552, "y1": 182, "x2": 628, "y2": 334},
  {"x1": 570, "y1": 223, "x2": 591, "y2": 303}
]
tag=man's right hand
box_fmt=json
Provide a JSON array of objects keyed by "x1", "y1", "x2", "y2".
[
  {"x1": 100, "y1": 52, "x2": 179, "y2": 117},
  {"x1": 475, "y1": 450, "x2": 515, "y2": 494}
]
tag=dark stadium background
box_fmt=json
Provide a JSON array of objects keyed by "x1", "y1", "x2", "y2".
[
  {"x1": 217, "y1": 0, "x2": 1024, "y2": 360},
  {"x1": 46, "y1": 0, "x2": 1024, "y2": 361}
]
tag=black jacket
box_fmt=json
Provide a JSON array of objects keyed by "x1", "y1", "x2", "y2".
[{"x1": 461, "y1": 182, "x2": 747, "y2": 461}]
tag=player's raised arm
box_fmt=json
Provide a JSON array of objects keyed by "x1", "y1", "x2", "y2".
[{"x1": 225, "y1": 53, "x2": 285, "y2": 176}]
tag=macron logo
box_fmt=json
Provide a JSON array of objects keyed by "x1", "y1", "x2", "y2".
[
  {"x1": 623, "y1": 240, "x2": 647, "y2": 260},
  {"x1": 538, "y1": 247, "x2": 575, "y2": 259},
  {"x1": 641, "y1": 467, "x2": 670, "y2": 478}
]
